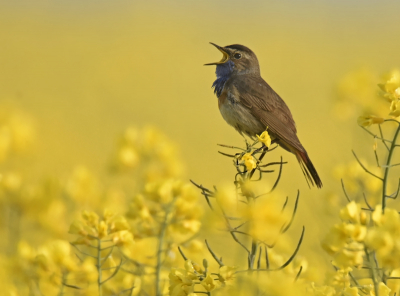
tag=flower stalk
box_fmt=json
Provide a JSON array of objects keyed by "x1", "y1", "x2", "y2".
[
  {"x1": 155, "y1": 201, "x2": 175, "y2": 296},
  {"x1": 382, "y1": 120, "x2": 400, "y2": 212}
]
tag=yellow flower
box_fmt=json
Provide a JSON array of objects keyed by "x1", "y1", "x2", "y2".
[
  {"x1": 184, "y1": 260, "x2": 195, "y2": 273},
  {"x1": 370, "y1": 282, "x2": 391, "y2": 296},
  {"x1": 389, "y1": 100, "x2": 400, "y2": 117},
  {"x1": 69, "y1": 220, "x2": 91, "y2": 237},
  {"x1": 47, "y1": 240, "x2": 77, "y2": 272},
  {"x1": 357, "y1": 115, "x2": 384, "y2": 127},
  {"x1": 371, "y1": 206, "x2": 400, "y2": 231},
  {"x1": 144, "y1": 179, "x2": 180, "y2": 204},
  {"x1": 173, "y1": 219, "x2": 201, "y2": 235},
  {"x1": 213, "y1": 184, "x2": 237, "y2": 216},
  {"x1": 340, "y1": 201, "x2": 362, "y2": 224},
  {"x1": 332, "y1": 241, "x2": 364, "y2": 269},
  {"x1": 322, "y1": 224, "x2": 347, "y2": 255},
  {"x1": 379, "y1": 69, "x2": 400, "y2": 101},
  {"x1": 192, "y1": 262, "x2": 203, "y2": 274},
  {"x1": 17, "y1": 241, "x2": 36, "y2": 261},
  {"x1": 346, "y1": 224, "x2": 367, "y2": 241},
  {"x1": 218, "y1": 266, "x2": 236, "y2": 285},
  {"x1": 241, "y1": 153, "x2": 257, "y2": 170},
  {"x1": 239, "y1": 179, "x2": 256, "y2": 197},
  {"x1": 74, "y1": 257, "x2": 98, "y2": 284},
  {"x1": 366, "y1": 229, "x2": 393, "y2": 257},
  {"x1": 201, "y1": 274, "x2": 217, "y2": 291},
  {"x1": 245, "y1": 196, "x2": 289, "y2": 243},
  {"x1": 82, "y1": 211, "x2": 99, "y2": 228},
  {"x1": 118, "y1": 145, "x2": 139, "y2": 168},
  {"x1": 257, "y1": 130, "x2": 271, "y2": 147},
  {"x1": 322, "y1": 222, "x2": 366, "y2": 260},
  {"x1": 329, "y1": 267, "x2": 353, "y2": 290},
  {"x1": 365, "y1": 206, "x2": 400, "y2": 269},
  {"x1": 98, "y1": 221, "x2": 108, "y2": 238},
  {"x1": 112, "y1": 230, "x2": 134, "y2": 246},
  {"x1": 103, "y1": 208, "x2": 115, "y2": 223},
  {"x1": 168, "y1": 268, "x2": 197, "y2": 296},
  {"x1": 387, "y1": 269, "x2": 400, "y2": 295},
  {"x1": 343, "y1": 286, "x2": 360, "y2": 296},
  {"x1": 339, "y1": 201, "x2": 367, "y2": 226},
  {"x1": 109, "y1": 215, "x2": 130, "y2": 233},
  {"x1": 396, "y1": 87, "x2": 400, "y2": 98}
]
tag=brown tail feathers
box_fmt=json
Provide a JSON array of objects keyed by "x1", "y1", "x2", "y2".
[{"x1": 295, "y1": 150, "x2": 323, "y2": 188}]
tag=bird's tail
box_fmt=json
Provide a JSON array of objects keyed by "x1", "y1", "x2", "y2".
[{"x1": 295, "y1": 150, "x2": 323, "y2": 188}]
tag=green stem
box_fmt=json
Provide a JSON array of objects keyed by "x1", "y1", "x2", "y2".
[
  {"x1": 366, "y1": 247, "x2": 380, "y2": 296},
  {"x1": 58, "y1": 272, "x2": 66, "y2": 296},
  {"x1": 382, "y1": 122, "x2": 400, "y2": 212},
  {"x1": 249, "y1": 239, "x2": 258, "y2": 269},
  {"x1": 247, "y1": 196, "x2": 258, "y2": 269},
  {"x1": 245, "y1": 149, "x2": 267, "y2": 268},
  {"x1": 155, "y1": 203, "x2": 173, "y2": 296},
  {"x1": 97, "y1": 238, "x2": 102, "y2": 296}
]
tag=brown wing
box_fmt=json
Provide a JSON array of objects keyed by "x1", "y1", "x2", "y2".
[{"x1": 234, "y1": 75, "x2": 304, "y2": 152}]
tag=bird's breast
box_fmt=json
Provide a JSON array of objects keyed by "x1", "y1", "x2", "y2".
[
  {"x1": 218, "y1": 88, "x2": 265, "y2": 137},
  {"x1": 217, "y1": 89, "x2": 227, "y2": 109}
]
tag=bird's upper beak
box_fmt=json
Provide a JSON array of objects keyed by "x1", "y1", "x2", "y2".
[{"x1": 204, "y1": 43, "x2": 230, "y2": 66}]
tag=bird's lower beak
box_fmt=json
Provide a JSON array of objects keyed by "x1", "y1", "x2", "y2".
[{"x1": 204, "y1": 43, "x2": 230, "y2": 66}]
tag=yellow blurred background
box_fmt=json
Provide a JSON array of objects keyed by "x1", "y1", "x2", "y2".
[{"x1": 1, "y1": 0, "x2": 400, "y2": 291}]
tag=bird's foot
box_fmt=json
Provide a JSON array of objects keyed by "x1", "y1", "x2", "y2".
[{"x1": 253, "y1": 144, "x2": 266, "y2": 155}]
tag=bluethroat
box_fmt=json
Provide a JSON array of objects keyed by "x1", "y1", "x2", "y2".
[{"x1": 206, "y1": 43, "x2": 322, "y2": 188}]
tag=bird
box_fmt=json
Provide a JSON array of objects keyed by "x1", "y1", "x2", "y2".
[{"x1": 205, "y1": 43, "x2": 322, "y2": 188}]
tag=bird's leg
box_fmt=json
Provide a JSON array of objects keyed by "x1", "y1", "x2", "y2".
[{"x1": 252, "y1": 143, "x2": 267, "y2": 156}]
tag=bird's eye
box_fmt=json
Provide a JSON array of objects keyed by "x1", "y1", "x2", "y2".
[{"x1": 234, "y1": 53, "x2": 242, "y2": 59}]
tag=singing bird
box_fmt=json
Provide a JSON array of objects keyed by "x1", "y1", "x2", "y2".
[{"x1": 205, "y1": 43, "x2": 322, "y2": 188}]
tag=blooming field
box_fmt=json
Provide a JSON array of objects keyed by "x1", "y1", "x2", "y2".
[
  {"x1": 1, "y1": 1, "x2": 400, "y2": 295},
  {"x1": 1, "y1": 70, "x2": 400, "y2": 295}
]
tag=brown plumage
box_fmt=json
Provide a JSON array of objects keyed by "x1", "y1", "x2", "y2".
[{"x1": 206, "y1": 43, "x2": 322, "y2": 188}]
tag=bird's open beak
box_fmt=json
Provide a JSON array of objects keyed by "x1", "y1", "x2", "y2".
[{"x1": 204, "y1": 43, "x2": 230, "y2": 66}]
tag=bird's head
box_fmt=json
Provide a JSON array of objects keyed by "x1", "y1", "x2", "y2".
[{"x1": 205, "y1": 43, "x2": 260, "y2": 76}]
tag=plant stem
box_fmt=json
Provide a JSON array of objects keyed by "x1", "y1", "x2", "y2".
[
  {"x1": 366, "y1": 247, "x2": 380, "y2": 296},
  {"x1": 97, "y1": 238, "x2": 102, "y2": 296},
  {"x1": 382, "y1": 123, "x2": 400, "y2": 212},
  {"x1": 248, "y1": 196, "x2": 258, "y2": 269},
  {"x1": 249, "y1": 238, "x2": 258, "y2": 269},
  {"x1": 58, "y1": 272, "x2": 66, "y2": 296},
  {"x1": 155, "y1": 203, "x2": 173, "y2": 296},
  {"x1": 245, "y1": 149, "x2": 267, "y2": 268}
]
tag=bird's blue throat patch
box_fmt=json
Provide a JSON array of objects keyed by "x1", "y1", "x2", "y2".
[{"x1": 212, "y1": 60, "x2": 235, "y2": 97}]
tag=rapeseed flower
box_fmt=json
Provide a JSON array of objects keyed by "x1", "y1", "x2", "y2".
[
  {"x1": 357, "y1": 115, "x2": 384, "y2": 127},
  {"x1": 201, "y1": 274, "x2": 217, "y2": 291},
  {"x1": 218, "y1": 266, "x2": 236, "y2": 285},
  {"x1": 389, "y1": 100, "x2": 400, "y2": 117},
  {"x1": 240, "y1": 153, "x2": 257, "y2": 170},
  {"x1": 257, "y1": 129, "x2": 272, "y2": 147},
  {"x1": 379, "y1": 69, "x2": 400, "y2": 101}
]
